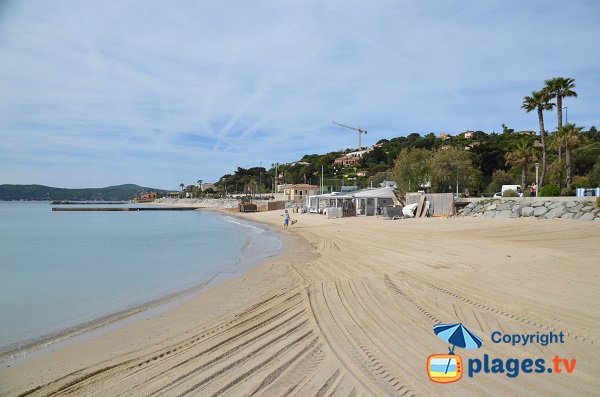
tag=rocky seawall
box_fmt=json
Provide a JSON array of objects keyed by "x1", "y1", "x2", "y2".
[{"x1": 458, "y1": 199, "x2": 600, "y2": 222}]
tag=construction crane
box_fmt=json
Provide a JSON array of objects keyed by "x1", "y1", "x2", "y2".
[{"x1": 332, "y1": 121, "x2": 367, "y2": 150}]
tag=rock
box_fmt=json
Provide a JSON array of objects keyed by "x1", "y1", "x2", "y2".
[
  {"x1": 545, "y1": 206, "x2": 566, "y2": 219},
  {"x1": 496, "y1": 210, "x2": 513, "y2": 219},
  {"x1": 573, "y1": 212, "x2": 582, "y2": 219},
  {"x1": 483, "y1": 211, "x2": 497, "y2": 218},
  {"x1": 497, "y1": 202, "x2": 512, "y2": 211},
  {"x1": 531, "y1": 201, "x2": 545, "y2": 207},
  {"x1": 521, "y1": 207, "x2": 534, "y2": 217},
  {"x1": 533, "y1": 207, "x2": 548, "y2": 217},
  {"x1": 566, "y1": 201, "x2": 578, "y2": 208},
  {"x1": 578, "y1": 213, "x2": 595, "y2": 221},
  {"x1": 548, "y1": 202, "x2": 559, "y2": 209},
  {"x1": 487, "y1": 204, "x2": 497, "y2": 211},
  {"x1": 512, "y1": 205, "x2": 522, "y2": 214},
  {"x1": 568, "y1": 204, "x2": 582, "y2": 213},
  {"x1": 561, "y1": 213, "x2": 574, "y2": 219},
  {"x1": 581, "y1": 206, "x2": 593, "y2": 213},
  {"x1": 463, "y1": 207, "x2": 472, "y2": 215}
]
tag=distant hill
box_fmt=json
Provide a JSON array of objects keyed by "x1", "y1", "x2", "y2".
[{"x1": 0, "y1": 184, "x2": 169, "y2": 201}]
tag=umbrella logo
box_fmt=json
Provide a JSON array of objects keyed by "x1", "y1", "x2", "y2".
[{"x1": 427, "y1": 323, "x2": 483, "y2": 383}]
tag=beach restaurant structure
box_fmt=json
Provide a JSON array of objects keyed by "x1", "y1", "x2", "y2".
[{"x1": 306, "y1": 187, "x2": 399, "y2": 217}]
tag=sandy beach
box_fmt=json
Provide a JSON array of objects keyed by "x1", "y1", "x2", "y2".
[{"x1": 1, "y1": 211, "x2": 599, "y2": 396}]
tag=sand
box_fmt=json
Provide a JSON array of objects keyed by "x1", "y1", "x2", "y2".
[{"x1": 1, "y1": 212, "x2": 598, "y2": 396}]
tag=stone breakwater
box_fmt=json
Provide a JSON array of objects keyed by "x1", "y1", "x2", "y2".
[
  {"x1": 458, "y1": 199, "x2": 600, "y2": 222},
  {"x1": 153, "y1": 197, "x2": 240, "y2": 208}
]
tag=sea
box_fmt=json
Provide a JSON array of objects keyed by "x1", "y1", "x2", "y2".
[{"x1": 0, "y1": 201, "x2": 281, "y2": 361}]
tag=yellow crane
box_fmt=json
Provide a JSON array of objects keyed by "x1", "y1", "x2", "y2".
[{"x1": 332, "y1": 121, "x2": 368, "y2": 150}]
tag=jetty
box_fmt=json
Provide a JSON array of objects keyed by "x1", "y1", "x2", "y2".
[{"x1": 52, "y1": 207, "x2": 201, "y2": 211}]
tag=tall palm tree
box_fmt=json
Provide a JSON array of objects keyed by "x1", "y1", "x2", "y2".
[
  {"x1": 505, "y1": 140, "x2": 538, "y2": 189},
  {"x1": 544, "y1": 77, "x2": 577, "y2": 130},
  {"x1": 179, "y1": 183, "x2": 185, "y2": 191},
  {"x1": 555, "y1": 123, "x2": 585, "y2": 190},
  {"x1": 544, "y1": 77, "x2": 577, "y2": 165},
  {"x1": 197, "y1": 179, "x2": 203, "y2": 198},
  {"x1": 522, "y1": 89, "x2": 554, "y2": 187}
]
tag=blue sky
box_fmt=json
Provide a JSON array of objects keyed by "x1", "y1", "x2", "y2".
[{"x1": 1, "y1": 0, "x2": 599, "y2": 189}]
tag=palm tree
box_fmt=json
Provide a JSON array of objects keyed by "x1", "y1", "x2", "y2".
[
  {"x1": 179, "y1": 183, "x2": 185, "y2": 191},
  {"x1": 197, "y1": 179, "x2": 203, "y2": 198},
  {"x1": 522, "y1": 89, "x2": 554, "y2": 187},
  {"x1": 545, "y1": 77, "x2": 577, "y2": 165},
  {"x1": 505, "y1": 140, "x2": 538, "y2": 189},
  {"x1": 555, "y1": 123, "x2": 585, "y2": 190},
  {"x1": 544, "y1": 77, "x2": 577, "y2": 130}
]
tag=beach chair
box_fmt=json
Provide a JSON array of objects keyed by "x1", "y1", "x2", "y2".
[{"x1": 382, "y1": 206, "x2": 404, "y2": 220}]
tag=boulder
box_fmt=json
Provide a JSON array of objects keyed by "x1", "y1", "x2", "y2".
[
  {"x1": 561, "y1": 213, "x2": 574, "y2": 219},
  {"x1": 568, "y1": 204, "x2": 582, "y2": 213},
  {"x1": 487, "y1": 204, "x2": 497, "y2": 211},
  {"x1": 512, "y1": 205, "x2": 522, "y2": 214},
  {"x1": 578, "y1": 213, "x2": 595, "y2": 221},
  {"x1": 483, "y1": 211, "x2": 497, "y2": 218},
  {"x1": 497, "y1": 202, "x2": 513, "y2": 211},
  {"x1": 566, "y1": 201, "x2": 578, "y2": 208},
  {"x1": 533, "y1": 207, "x2": 548, "y2": 217},
  {"x1": 573, "y1": 212, "x2": 582, "y2": 220},
  {"x1": 531, "y1": 201, "x2": 545, "y2": 207},
  {"x1": 581, "y1": 206, "x2": 594, "y2": 213},
  {"x1": 496, "y1": 210, "x2": 513, "y2": 219},
  {"x1": 521, "y1": 207, "x2": 534, "y2": 217},
  {"x1": 545, "y1": 206, "x2": 566, "y2": 219}
]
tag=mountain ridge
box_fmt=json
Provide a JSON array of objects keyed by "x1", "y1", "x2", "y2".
[{"x1": 0, "y1": 184, "x2": 169, "y2": 201}]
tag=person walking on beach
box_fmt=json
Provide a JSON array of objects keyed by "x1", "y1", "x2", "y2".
[{"x1": 282, "y1": 209, "x2": 291, "y2": 229}]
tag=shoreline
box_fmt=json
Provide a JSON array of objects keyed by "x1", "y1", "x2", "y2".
[
  {"x1": 1, "y1": 212, "x2": 598, "y2": 396},
  {"x1": 0, "y1": 211, "x2": 282, "y2": 367}
]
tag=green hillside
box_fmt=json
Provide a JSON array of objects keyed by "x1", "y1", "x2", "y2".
[{"x1": 0, "y1": 184, "x2": 168, "y2": 201}]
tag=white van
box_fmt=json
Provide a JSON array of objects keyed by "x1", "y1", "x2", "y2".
[{"x1": 501, "y1": 185, "x2": 523, "y2": 197}]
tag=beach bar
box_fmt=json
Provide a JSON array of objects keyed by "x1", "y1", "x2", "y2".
[
  {"x1": 353, "y1": 187, "x2": 398, "y2": 216},
  {"x1": 306, "y1": 193, "x2": 355, "y2": 216}
]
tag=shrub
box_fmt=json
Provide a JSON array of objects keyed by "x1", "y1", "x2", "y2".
[
  {"x1": 503, "y1": 189, "x2": 519, "y2": 197},
  {"x1": 539, "y1": 183, "x2": 560, "y2": 197},
  {"x1": 572, "y1": 175, "x2": 589, "y2": 189},
  {"x1": 560, "y1": 188, "x2": 575, "y2": 196}
]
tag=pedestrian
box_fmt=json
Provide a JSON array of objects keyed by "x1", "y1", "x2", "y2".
[
  {"x1": 282, "y1": 209, "x2": 291, "y2": 229},
  {"x1": 530, "y1": 183, "x2": 537, "y2": 197}
]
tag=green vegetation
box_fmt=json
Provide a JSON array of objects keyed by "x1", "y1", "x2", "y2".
[
  {"x1": 503, "y1": 189, "x2": 519, "y2": 197},
  {"x1": 539, "y1": 184, "x2": 560, "y2": 197},
  {"x1": 0, "y1": 184, "x2": 166, "y2": 201}
]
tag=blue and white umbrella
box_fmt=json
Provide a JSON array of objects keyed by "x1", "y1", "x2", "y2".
[{"x1": 433, "y1": 323, "x2": 483, "y2": 354}]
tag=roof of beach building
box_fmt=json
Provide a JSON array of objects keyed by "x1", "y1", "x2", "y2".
[{"x1": 284, "y1": 184, "x2": 319, "y2": 189}]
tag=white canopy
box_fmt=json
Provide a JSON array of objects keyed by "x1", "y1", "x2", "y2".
[{"x1": 353, "y1": 187, "x2": 398, "y2": 201}]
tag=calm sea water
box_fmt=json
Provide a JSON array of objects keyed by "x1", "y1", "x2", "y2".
[{"x1": 0, "y1": 202, "x2": 280, "y2": 357}]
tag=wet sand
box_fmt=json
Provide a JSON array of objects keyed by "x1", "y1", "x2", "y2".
[{"x1": 1, "y1": 212, "x2": 598, "y2": 396}]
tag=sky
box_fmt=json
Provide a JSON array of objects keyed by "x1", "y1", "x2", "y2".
[{"x1": 1, "y1": 0, "x2": 599, "y2": 189}]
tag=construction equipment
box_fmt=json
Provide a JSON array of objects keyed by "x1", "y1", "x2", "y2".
[
  {"x1": 239, "y1": 196, "x2": 257, "y2": 212},
  {"x1": 332, "y1": 121, "x2": 368, "y2": 150}
]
